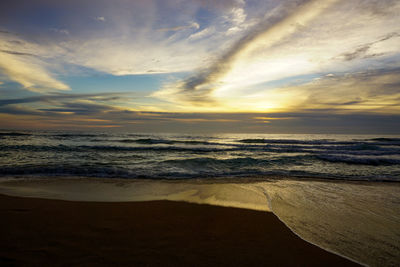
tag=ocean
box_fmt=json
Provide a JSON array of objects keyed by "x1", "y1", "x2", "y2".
[{"x1": 0, "y1": 130, "x2": 399, "y2": 181}]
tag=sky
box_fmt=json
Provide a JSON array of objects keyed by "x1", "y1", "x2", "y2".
[{"x1": 0, "y1": 0, "x2": 399, "y2": 133}]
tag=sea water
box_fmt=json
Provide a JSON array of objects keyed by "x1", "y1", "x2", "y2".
[{"x1": 0, "y1": 130, "x2": 399, "y2": 181}]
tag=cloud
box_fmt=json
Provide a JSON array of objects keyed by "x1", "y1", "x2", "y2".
[
  {"x1": 191, "y1": 0, "x2": 245, "y2": 12},
  {"x1": 0, "y1": 49, "x2": 37, "y2": 57},
  {"x1": 188, "y1": 27, "x2": 215, "y2": 41},
  {"x1": 158, "y1": 22, "x2": 200, "y2": 32},
  {"x1": 0, "y1": 32, "x2": 70, "y2": 93},
  {"x1": 0, "y1": 51, "x2": 70, "y2": 92},
  {"x1": 0, "y1": 92, "x2": 126, "y2": 107},
  {"x1": 0, "y1": 92, "x2": 131, "y2": 128},
  {"x1": 155, "y1": 0, "x2": 341, "y2": 104},
  {"x1": 50, "y1": 28, "x2": 70, "y2": 35},
  {"x1": 0, "y1": 0, "x2": 265, "y2": 78},
  {"x1": 337, "y1": 32, "x2": 400, "y2": 61},
  {"x1": 0, "y1": 105, "x2": 44, "y2": 116},
  {"x1": 250, "y1": 68, "x2": 400, "y2": 113},
  {"x1": 94, "y1": 16, "x2": 106, "y2": 22},
  {"x1": 40, "y1": 102, "x2": 118, "y2": 115}
]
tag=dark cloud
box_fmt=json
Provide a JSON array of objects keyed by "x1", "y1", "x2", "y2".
[
  {"x1": 341, "y1": 46, "x2": 371, "y2": 61},
  {"x1": 379, "y1": 32, "x2": 400, "y2": 42},
  {"x1": 0, "y1": 105, "x2": 43, "y2": 115},
  {"x1": 57, "y1": 102, "x2": 118, "y2": 115},
  {"x1": 338, "y1": 32, "x2": 399, "y2": 61},
  {"x1": 0, "y1": 49, "x2": 37, "y2": 57}
]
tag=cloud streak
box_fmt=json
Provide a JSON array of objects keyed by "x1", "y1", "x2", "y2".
[
  {"x1": 0, "y1": 51, "x2": 70, "y2": 92},
  {"x1": 0, "y1": 32, "x2": 70, "y2": 92},
  {"x1": 0, "y1": 92, "x2": 126, "y2": 107},
  {"x1": 158, "y1": 22, "x2": 200, "y2": 32}
]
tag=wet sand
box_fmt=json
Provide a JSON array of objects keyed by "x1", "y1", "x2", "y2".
[{"x1": 0, "y1": 194, "x2": 357, "y2": 266}]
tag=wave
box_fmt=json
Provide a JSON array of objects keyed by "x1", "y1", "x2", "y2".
[
  {"x1": 237, "y1": 138, "x2": 352, "y2": 145},
  {"x1": 161, "y1": 155, "x2": 316, "y2": 169},
  {"x1": 91, "y1": 137, "x2": 400, "y2": 148},
  {"x1": 316, "y1": 155, "x2": 400, "y2": 165},
  {"x1": 1, "y1": 142, "x2": 400, "y2": 157},
  {"x1": 0, "y1": 144, "x2": 235, "y2": 154},
  {"x1": 1, "y1": 161, "x2": 398, "y2": 181},
  {"x1": 368, "y1": 138, "x2": 400, "y2": 142},
  {"x1": 51, "y1": 133, "x2": 101, "y2": 138},
  {"x1": 0, "y1": 144, "x2": 82, "y2": 153},
  {"x1": 117, "y1": 138, "x2": 215, "y2": 145},
  {"x1": 0, "y1": 163, "x2": 271, "y2": 179},
  {"x1": 81, "y1": 145, "x2": 230, "y2": 153},
  {"x1": 237, "y1": 138, "x2": 400, "y2": 146},
  {"x1": 0, "y1": 165, "x2": 136, "y2": 178},
  {"x1": 161, "y1": 154, "x2": 400, "y2": 168},
  {"x1": 1, "y1": 143, "x2": 396, "y2": 166},
  {"x1": 162, "y1": 157, "x2": 269, "y2": 169},
  {"x1": 0, "y1": 132, "x2": 31, "y2": 136},
  {"x1": 0, "y1": 163, "x2": 340, "y2": 178}
]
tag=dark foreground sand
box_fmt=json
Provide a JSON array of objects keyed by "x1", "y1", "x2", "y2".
[{"x1": 0, "y1": 194, "x2": 357, "y2": 266}]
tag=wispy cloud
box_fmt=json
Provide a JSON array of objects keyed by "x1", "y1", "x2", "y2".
[
  {"x1": 50, "y1": 28, "x2": 70, "y2": 35},
  {"x1": 0, "y1": 49, "x2": 37, "y2": 57},
  {"x1": 188, "y1": 27, "x2": 215, "y2": 41},
  {"x1": 94, "y1": 16, "x2": 106, "y2": 22},
  {"x1": 158, "y1": 22, "x2": 200, "y2": 32},
  {"x1": 0, "y1": 92, "x2": 126, "y2": 107},
  {"x1": 0, "y1": 51, "x2": 70, "y2": 92}
]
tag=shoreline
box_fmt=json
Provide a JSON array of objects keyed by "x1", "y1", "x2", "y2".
[
  {"x1": 1, "y1": 176, "x2": 399, "y2": 266},
  {"x1": 0, "y1": 194, "x2": 357, "y2": 266}
]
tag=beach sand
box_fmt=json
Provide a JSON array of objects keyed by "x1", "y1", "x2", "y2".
[{"x1": 0, "y1": 194, "x2": 357, "y2": 266}]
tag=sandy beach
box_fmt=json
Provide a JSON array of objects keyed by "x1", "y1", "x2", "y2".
[{"x1": 0, "y1": 194, "x2": 357, "y2": 266}]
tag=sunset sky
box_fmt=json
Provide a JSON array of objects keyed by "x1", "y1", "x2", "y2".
[{"x1": 0, "y1": 0, "x2": 399, "y2": 133}]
